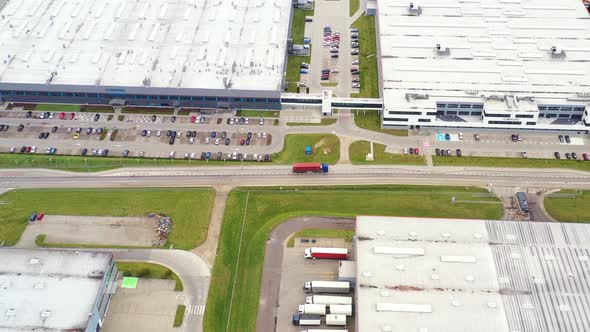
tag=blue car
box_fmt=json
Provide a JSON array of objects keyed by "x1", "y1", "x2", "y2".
[
  {"x1": 205, "y1": 152, "x2": 211, "y2": 160},
  {"x1": 300, "y1": 69, "x2": 309, "y2": 74},
  {"x1": 29, "y1": 213, "x2": 37, "y2": 222},
  {"x1": 211, "y1": 131, "x2": 216, "y2": 138}
]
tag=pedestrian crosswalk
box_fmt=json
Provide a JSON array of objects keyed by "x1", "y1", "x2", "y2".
[{"x1": 187, "y1": 304, "x2": 206, "y2": 316}]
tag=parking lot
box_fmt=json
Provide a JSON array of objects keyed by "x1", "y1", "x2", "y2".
[
  {"x1": 102, "y1": 279, "x2": 183, "y2": 332},
  {"x1": 275, "y1": 238, "x2": 355, "y2": 332},
  {"x1": 19, "y1": 215, "x2": 158, "y2": 247},
  {"x1": 0, "y1": 108, "x2": 280, "y2": 161}
]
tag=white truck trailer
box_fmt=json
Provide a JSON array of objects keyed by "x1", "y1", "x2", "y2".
[
  {"x1": 306, "y1": 295, "x2": 353, "y2": 305},
  {"x1": 304, "y1": 281, "x2": 351, "y2": 294},
  {"x1": 298, "y1": 304, "x2": 327, "y2": 315},
  {"x1": 328, "y1": 304, "x2": 353, "y2": 316},
  {"x1": 326, "y1": 314, "x2": 347, "y2": 326}
]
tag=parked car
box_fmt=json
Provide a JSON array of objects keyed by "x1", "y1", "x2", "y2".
[
  {"x1": 211, "y1": 131, "x2": 217, "y2": 138},
  {"x1": 572, "y1": 152, "x2": 578, "y2": 160},
  {"x1": 171, "y1": 116, "x2": 177, "y2": 123},
  {"x1": 141, "y1": 130, "x2": 148, "y2": 137},
  {"x1": 81, "y1": 148, "x2": 88, "y2": 156},
  {"x1": 409, "y1": 148, "x2": 414, "y2": 154},
  {"x1": 189, "y1": 137, "x2": 195, "y2": 144},
  {"x1": 583, "y1": 153, "x2": 589, "y2": 161},
  {"x1": 474, "y1": 133, "x2": 480, "y2": 141},
  {"x1": 240, "y1": 139, "x2": 245, "y2": 146},
  {"x1": 435, "y1": 148, "x2": 440, "y2": 156},
  {"x1": 217, "y1": 152, "x2": 223, "y2": 160},
  {"x1": 152, "y1": 115, "x2": 157, "y2": 122},
  {"x1": 51, "y1": 126, "x2": 58, "y2": 133},
  {"x1": 554, "y1": 152, "x2": 561, "y2": 159},
  {"x1": 191, "y1": 116, "x2": 197, "y2": 123},
  {"x1": 206, "y1": 152, "x2": 211, "y2": 160},
  {"x1": 566, "y1": 152, "x2": 572, "y2": 160},
  {"x1": 456, "y1": 149, "x2": 462, "y2": 157},
  {"x1": 36, "y1": 213, "x2": 44, "y2": 220},
  {"x1": 558, "y1": 135, "x2": 565, "y2": 143},
  {"x1": 17, "y1": 124, "x2": 24, "y2": 132},
  {"x1": 122, "y1": 150, "x2": 130, "y2": 157},
  {"x1": 414, "y1": 148, "x2": 419, "y2": 155},
  {"x1": 26, "y1": 111, "x2": 32, "y2": 118},
  {"x1": 94, "y1": 113, "x2": 100, "y2": 121},
  {"x1": 522, "y1": 152, "x2": 528, "y2": 158},
  {"x1": 565, "y1": 135, "x2": 571, "y2": 143},
  {"x1": 225, "y1": 138, "x2": 230, "y2": 145},
  {"x1": 205, "y1": 137, "x2": 210, "y2": 144},
  {"x1": 445, "y1": 133, "x2": 451, "y2": 140}
]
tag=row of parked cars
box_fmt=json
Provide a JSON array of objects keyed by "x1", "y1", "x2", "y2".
[
  {"x1": 403, "y1": 147, "x2": 420, "y2": 155},
  {"x1": 436, "y1": 148, "x2": 462, "y2": 157},
  {"x1": 554, "y1": 152, "x2": 589, "y2": 160},
  {"x1": 170, "y1": 150, "x2": 272, "y2": 161},
  {"x1": 9, "y1": 146, "x2": 57, "y2": 154}
]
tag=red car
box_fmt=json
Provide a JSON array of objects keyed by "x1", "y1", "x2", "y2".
[
  {"x1": 583, "y1": 153, "x2": 589, "y2": 161},
  {"x1": 190, "y1": 116, "x2": 196, "y2": 123},
  {"x1": 36, "y1": 213, "x2": 44, "y2": 220},
  {"x1": 25, "y1": 146, "x2": 32, "y2": 153},
  {"x1": 240, "y1": 139, "x2": 245, "y2": 146},
  {"x1": 59, "y1": 112, "x2": 66, "y2": 120},
  {"x1": 69, "y1": 112, "x2": 76, "y2": 120},
  {"x1": 414, "y1": 148, "x2": 420, "y2": 155}
]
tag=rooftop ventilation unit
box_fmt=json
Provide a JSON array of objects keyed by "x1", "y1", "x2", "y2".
[
  {"x1": 436, "y1": 43, "x2": 449, "y2": 55},
  {"x1": 408, "y1": 2, "x2": 422, "y2": 15},
  {"x1": 550, "y1": 46, "x2": 565, "y2": 57},
  {"x1": 41, "y1": 310, "x2": 51, "y2": 318}
]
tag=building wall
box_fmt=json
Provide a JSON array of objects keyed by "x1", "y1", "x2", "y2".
[
  {"x1": 0, "y1": 84, "x2": 282, "y2": 110},
  {"x1": 85, "y1": 259, "x2": 118, "y2": 332}
]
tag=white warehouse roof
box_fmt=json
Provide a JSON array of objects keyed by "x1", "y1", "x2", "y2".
[
  {"x1": 0, "y1": 249, "x2": 113, "y2": 331},
  {"x1": 355, "y1": 216, "x2": 590, "y2": 332},
  {"x1": 0, "y1": 0, "x2": 291, "y2": 91},
  {"x1": 378, "y1": 0, "x2": 590, "y2": 115}
]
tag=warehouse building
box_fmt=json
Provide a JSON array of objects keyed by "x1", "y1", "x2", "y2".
[
  {"x1": 0, "y1": 249, "x2": 118, "y2": 332},
  {"x1": 377, "y1": 0, "x2": 590, "y2": 131},
  {"x1": 0, "y1": 0, "x2": 290, "y2": 109},
  {"x1": 355, "y1": 216, "x2": 590, "y2": 332}
]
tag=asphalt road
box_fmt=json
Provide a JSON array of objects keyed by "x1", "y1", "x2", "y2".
[
  {"x1": 256, "y1": 217, "x2": 354, "y2": 332},
  {"x1": 3, "y1": 165, "x2": 590, "y2": 190}
]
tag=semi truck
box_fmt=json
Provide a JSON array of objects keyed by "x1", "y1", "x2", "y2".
[
  {"x1": 298, "y1": 304, "x2": 326, "y2": 315},
  {"x1": 328, "y1": 304, "x2": 353, "y2": 316},
  {"x1": 306, "y1": 295, "x2": 353, "y2": 305},
  {"x1": 326, "y1": 314, "x2": 347, "y2": 326},
  {"x1": 304, "y1": 281, "x2": 351, "y2": 294},
  {"x1": 292, "y1": 162, "x2": 329, "y2": 173},
  {"x1": 304, "y1": 247, "x2": 348, "y2": 260},
  {"x1": 292, "y1": 314, "x2": 322, "y2": 326}
]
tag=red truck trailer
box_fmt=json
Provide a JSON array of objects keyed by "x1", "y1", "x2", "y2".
[
  {"x1": 292, "y1": 163, "x2": 329, "y2": 173},
  {"x1": 304, "y1": 247, "x2": 348, "y2": 260}
]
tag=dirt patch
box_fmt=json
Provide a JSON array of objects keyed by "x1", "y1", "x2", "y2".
[{"x1": 313, "y1": 137, "x2": 332, "y2": 155}]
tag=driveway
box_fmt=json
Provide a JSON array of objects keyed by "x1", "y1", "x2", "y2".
[{"x1": 255, "y1": 216, "x2": 354, "y2": 332}]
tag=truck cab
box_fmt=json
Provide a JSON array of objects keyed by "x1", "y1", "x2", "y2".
[{"x1": 304, "y1": 248, "x2": 312, "y2": 258}]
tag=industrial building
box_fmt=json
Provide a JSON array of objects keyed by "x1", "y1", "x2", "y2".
[
  {"x1": 0, "y1": 249, "x2": 118, "y2": 332},
  {"x1": 377, "y1": 0, "x2": 590, "y2": 131},
  {"x1": 0, "y1": 0, "x2": 290, "y2": 109},
  {"x1": 355, "y1": 216, "x2": 590, "y2": 332}
]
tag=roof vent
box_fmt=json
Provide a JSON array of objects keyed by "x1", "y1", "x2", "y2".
[
  {"x1": 381, "y1": 291, "x2": 390, "y2": 297},
  {"x1": 363, "y1": 271, "x2": 372, "y2": 277},
  {"x1": 408, "y1": 231, "x2": 418, "y2": 241},
  {"x1": 441, "y1": 232, "x2": 451, "y2": 241},
  {"x1": 1, "y1": 282, "x2": 9, "y2": 289},
  {"x1": 473, "y1": 233, "x2": 483, "y2": 240},
  {"x1": 465, "y1": 274, "x2": 474, "y2": 282},
  {"x1": 533, "y1": 277, "x2": 545, "y2": 284},
  {"x1": 521, "y1": 303, "x2": 534, "y2": 310},
  {"x1": 377, "y1": 230, "x2": 385, "y2": 235},
  {"x1": 550, "y1": 46, "x2": 565, "y2": 57},
  {"x1": 559, "y1": 304, "x2": 570, "y2": 311},
  {"x1": 396, "y1": 264, "x2": 405, "y2": 271},
  {"x1": 431, "y1": 274, "x2": 440, "y2": 280},
  {"x1": 382, "y1": 326, "x2": 392, "y2": 332},
  {"x1": 6, "y1": 309, "x2": 16, "y2": 317},
  {"x1": 408, "y1": 2, "x2": 422, "y2": 15},
  {"x1": 41, "y1": 310, "x2": 52, "y2": 318},
  {"x1": 436, "y1": 43, "x2": 450, "y2": 55},
  {"x1": 451, "y1": 300, "x2": 461, "y2": 307},
  {"x1": 487, "y1": 302, "x2": 497, "y2": 309},
  {"x1": 34, "y1": 282, "x2": 44, "y2": 289},
  {"x1": 578, "y1": 255, "x2": 589, "y2": 262},
  {"x1": 29, "y1": 258, "x2": 39, "y2": 265}
]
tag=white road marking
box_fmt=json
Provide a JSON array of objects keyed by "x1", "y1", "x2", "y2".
[{"x1": 187, "y1": 304, "x2": 205, "y2": 316}]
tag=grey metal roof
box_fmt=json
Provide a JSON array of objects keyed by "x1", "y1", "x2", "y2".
[
  {"x1": 355, "y1": 216, "x2": 590, "y2": 332},
  {"x1": 0, "y1": 249, "x2": 113, "y2": 331}
]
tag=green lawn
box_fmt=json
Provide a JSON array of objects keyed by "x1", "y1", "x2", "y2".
[
  {"x1": 287, "y1": 119, "x2": 337, "y2": 126},
  {"x1": 350, "y1": 15, "x2": 379, "y2": 98},
  {"x1": 236, "y1": 110, "x2": 280, "y2": 118},
  {"x1": 35, "y1": 234, "x2": 151, "y2": 249},
  {"x1": 204, "y1": 185, "x2": 502, "y2": 332},
  {"x1": 353, "y1": 110, "x2": 408, "y2": 136},
  {"x1": 0, "y1": 188, "x2": 215, "y2": 249},
  {"x1": 174, "y1": 305, "x2": 186, "y2": 327},
  {"x1": 285, "y1": 55, "x2": 310, "y2": 92},
  {"x1": 34, "y1": 104, "x2": 81, "y2": 112},
  {"x1": 544, "y1": 190, "x2": 590, "y2": 222},
  {"x1": 350, "y1": 140, "x2": 426, "y2": 165},
  {"x1": 116, "y1": 262, "x2": 183, "y2": 291},
  {"x1": 272, "y1": 134, "x2": 340, "y2": 164},
  {"x1": 350, "y1": 0, "x2": 360, "y2": 16},
  {"x1": 291, "y1": 8, "x2": 313, "y2": 44},
  {"x1": 287, "y1": 228, "x2": 354, "y2": 247},
  {"x1": 433, "y1": 155, "x2": 590, "y2": 172},
  {"x1": 0, "y1": 154, "x2": 271, "y2": 172},
  {"x1": 82, "y1": 108, "x2": 115, "y2": 113}
]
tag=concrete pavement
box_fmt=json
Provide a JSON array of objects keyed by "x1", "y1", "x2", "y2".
[{"x1": 255, "y1": 216, "x2": 354, "y2": 332}]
